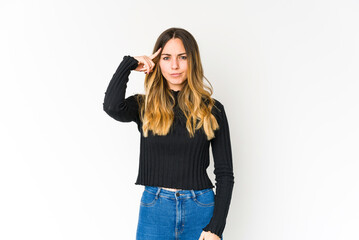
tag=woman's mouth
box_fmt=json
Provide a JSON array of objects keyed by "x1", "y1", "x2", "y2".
[{"x1": 170, "y1": 73, "x2": 181, "y2": 77}]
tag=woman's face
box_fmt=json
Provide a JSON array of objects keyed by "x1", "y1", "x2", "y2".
[{"x1": 159, "y1": 38, "x2": 188, "y2": 91}]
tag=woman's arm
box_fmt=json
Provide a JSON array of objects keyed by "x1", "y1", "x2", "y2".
[
  {"x1": 103, "y1": 55, "x2": 140, "y2": 123},
  {"x1": 202, "y1": 101, "x2": 235, "y2": 239}
]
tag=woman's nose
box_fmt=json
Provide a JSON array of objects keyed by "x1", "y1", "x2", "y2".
[{"x1": 171, "y1": 59, "x2": 179, "y2": 69}]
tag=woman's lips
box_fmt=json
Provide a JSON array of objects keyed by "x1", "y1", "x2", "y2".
[{"x1": 170, "y1": 73, "x2": 181, "y2": 77}]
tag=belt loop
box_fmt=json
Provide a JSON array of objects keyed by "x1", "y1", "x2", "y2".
[
  {"x1": 155, "y1": 187, "x2": 161, "y2": 198},
  {"x1": 190, "y1": 189, "x2": 196, "y2": 199}
]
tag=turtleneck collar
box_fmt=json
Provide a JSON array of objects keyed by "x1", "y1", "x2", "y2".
[
  {"x1": 170, "y1": 89, "x2": 181, "y2": 93},
  {"x1": 169, "y1": 89, "x2": 181, "y2": 107},
  {"x1": 170, "y1": 89, "x2": 181, "y2": 96}
]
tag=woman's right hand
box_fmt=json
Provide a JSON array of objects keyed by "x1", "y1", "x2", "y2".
[{"x1": 133, "y1": 47, "x2": 162, "y2": 74}]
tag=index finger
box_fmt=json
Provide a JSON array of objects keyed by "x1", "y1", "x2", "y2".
[{"x1": 149, "y1": 47, "x2": 162, "y2": 60}]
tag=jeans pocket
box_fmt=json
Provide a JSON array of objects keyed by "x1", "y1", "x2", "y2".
[
  {"x1": 140, "y1": 190, "x2": 159, "y2": 207},
  {"x1": 193, "y1": 189, "x2": 215, "y2": 207}
]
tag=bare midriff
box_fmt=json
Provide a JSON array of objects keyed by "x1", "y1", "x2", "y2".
[{"x1": 162, "y1": 187, "x2": 183, "y2": 192}]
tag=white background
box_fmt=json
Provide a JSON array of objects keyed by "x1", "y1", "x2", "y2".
[{"x1": 1, "y1": 0, "x2": 358, "y2": 239}]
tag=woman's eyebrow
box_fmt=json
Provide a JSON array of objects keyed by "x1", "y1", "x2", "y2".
[{"x1": 161, "y1": 53, "x2": 187, "y2": 56}]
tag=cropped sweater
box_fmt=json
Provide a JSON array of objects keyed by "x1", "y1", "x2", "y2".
[{"x1": 103, "y1": 55, "x2": 235, "y2": 238}]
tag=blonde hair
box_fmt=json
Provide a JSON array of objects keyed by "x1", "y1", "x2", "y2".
[{"x1": 135, "y1": 27, "x2": 220, "y2": 141}]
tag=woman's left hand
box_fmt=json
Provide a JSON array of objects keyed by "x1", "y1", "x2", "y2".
[{"x1": 198, "y1": 230, "x2": 221, "y2": 240}]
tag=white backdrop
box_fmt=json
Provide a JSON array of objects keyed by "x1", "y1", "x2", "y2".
[{"x1": 1, "y1": 0, "x2": 358, "y2": 239}]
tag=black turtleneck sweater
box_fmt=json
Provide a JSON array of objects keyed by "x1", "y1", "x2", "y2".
[{"x1": 103, "y1": 55, "x2": 235, "y2": 238}]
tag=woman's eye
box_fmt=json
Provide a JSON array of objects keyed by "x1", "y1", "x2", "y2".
[{"x1": 162, "y1": 56, "x2": 186, "y2": 60}]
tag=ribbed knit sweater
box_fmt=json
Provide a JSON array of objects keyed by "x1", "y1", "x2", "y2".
[{"x1": 103, "y1": 55, "x2": 235, "y2": 238}]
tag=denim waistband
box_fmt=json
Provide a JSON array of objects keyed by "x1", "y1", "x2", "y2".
[{"x1": 144, "y1": 185, "x2": 213, "y2": 199}]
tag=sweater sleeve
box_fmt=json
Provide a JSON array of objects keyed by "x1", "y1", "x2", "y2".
[
  {"x1": 202, "y1": 101, "x2": 235, "y2": 238},
  {"x1": 103, "y1": 55, "x2": 141, "y2": 123}
]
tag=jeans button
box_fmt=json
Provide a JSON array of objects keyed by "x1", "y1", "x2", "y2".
[{"x1": 176, "y1": 192, "x2": 180, "y2": 197}]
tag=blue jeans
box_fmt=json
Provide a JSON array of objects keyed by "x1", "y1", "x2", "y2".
[{"x1": 136, "y1": 186, "x2": 223, "y2": 240}]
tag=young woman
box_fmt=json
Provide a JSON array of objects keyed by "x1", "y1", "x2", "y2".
[{"x1": 103, "y1": 27, "x2": 234, "y2": 240}]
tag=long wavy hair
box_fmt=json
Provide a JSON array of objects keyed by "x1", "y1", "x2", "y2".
[{"x1": 136, "y1": 27, "x2": 220, "y2": 140}]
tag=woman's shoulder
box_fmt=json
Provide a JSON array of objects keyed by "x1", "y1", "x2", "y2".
[
  {"x1": 212, "y1": 97, "x2": 224, "y2": 108},
  {"x1": 127, "y1": 93, "x2": 145, "y2": 104},
  {"x1": 210, "y1": 97, "x2": 225, "y2": 119}
]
